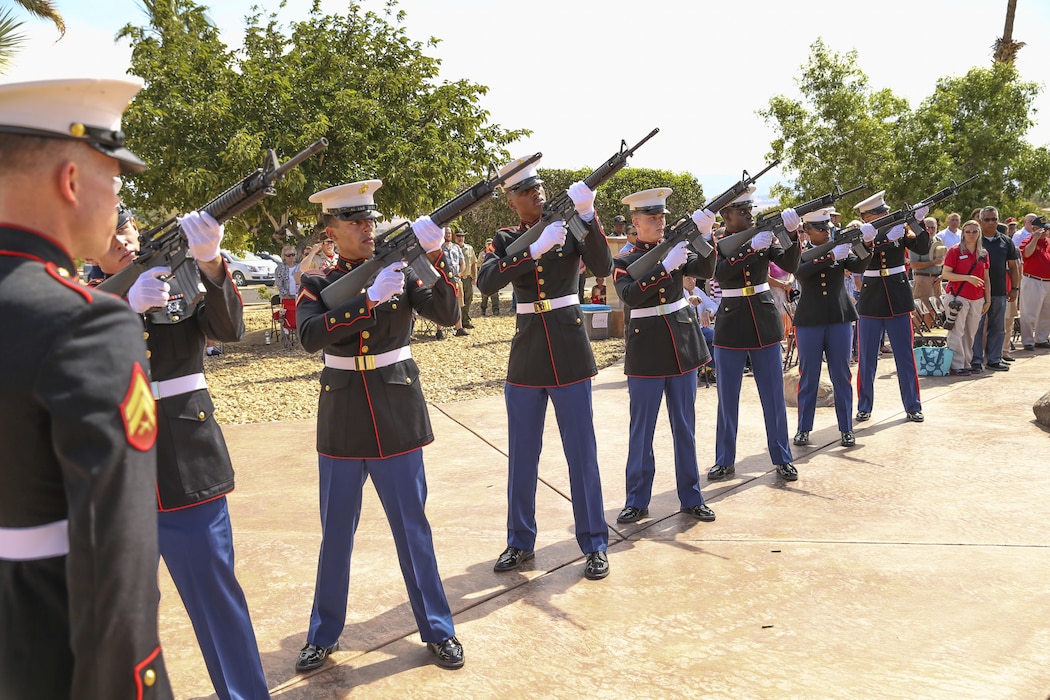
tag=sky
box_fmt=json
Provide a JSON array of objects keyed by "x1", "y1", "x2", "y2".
[{"x1": 6, "y1": 0, "x2": 1050, "y2": 196}]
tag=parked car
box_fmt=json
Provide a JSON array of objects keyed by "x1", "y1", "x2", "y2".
[
  {"x1": 257, "y1": 251, "x2": 282, "y2": 266},
  {"x1": 220, "y1": 249, "x2": 276, "y2": 286}
]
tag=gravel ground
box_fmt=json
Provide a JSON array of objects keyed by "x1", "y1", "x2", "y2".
[{"x1": 206, "y1": 298, "x2": 625, "y2": 425}]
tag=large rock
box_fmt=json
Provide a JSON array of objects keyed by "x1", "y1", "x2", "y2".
[
  {"x1": 1034, "y1": 390, "x2": 1050, "y2": 428},
  {"x1": 783, "y1": 368, "x2": 834, "y2": 408}
]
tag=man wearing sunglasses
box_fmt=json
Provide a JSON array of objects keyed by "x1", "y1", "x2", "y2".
[
  {"x1": 970, "y1": 206, "x2": 1021, "y2": 371},
  {"x1": 295, "y1": 179, "x2": 465, "y2": 673}
]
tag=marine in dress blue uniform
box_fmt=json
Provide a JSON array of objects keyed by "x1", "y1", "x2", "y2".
[
  {"x1": 853, "y1": 190, "x2": 930, "y2": 423},
  {"x1": 0, "y1": 78, "x2": 172, "y2": 699},
  {"x1": 708, "y1": 186, "x2": 802, "y2": 482},
  {"x1": 791, "y1": 209, "x2": 869, "y2": 448},
  {"x1": 611, "y1": 188, "x2": 716, "y2": 524},
  {"x1": 114, "y1": 206, "x2": 269, "y2": 700},
  {"x1": 295, "y1": 180, "x2": 466, "y2": 672},
  {"x1": 475, "y1": 156, "x2": 614, "y2": 580}
]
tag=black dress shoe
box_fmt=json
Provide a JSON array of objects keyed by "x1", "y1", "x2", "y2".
[
  {"x1": 616, "y1": 506, "x2": 649, "y2": 523},
  {"x1": 1036, "y1": 341, "x2": 1050, "y2": 348},
  {"x1": 427, "y1": 636, "x2": 464, "y2": 669},
  {"x1": 463, "y1": 322, "x2": 475, "y2": 329},
  {"x1": 1002, "y1": 355, "x2": 1015, "y2": 362},
  {"x1": 793, "y1": 430, "x2": 810, "y2": 446},
  {"x1": 775, "y1": 463, "x2": 799, "y2": 481},
  {"x1": 985, "y1": 361, "x2": 1010, "y2": 371},
  {"x1": 680, "y1": 504, "x2": 716, "y2": 522},
  {"x1": 584, "y1": 551, "x2": 609, "y2": 580},
  {"x1": 707, "y1": 464, "x2": 735, "y2": 481},
  {"x1": 840, "y1": 431, "x2": 856, "y2": 447},
  {"x1": 855, "y1": 411, "x2": 871, "y2": 422},
  {"x1": 906, "y1": 411, "x2": 924, "y2": 422},
  {"x1": 493, "y1": 546, "x2": 534, "y2": 572},
  {"x1": 296, "y1": 641, "x2": 338, "y2": 672}
]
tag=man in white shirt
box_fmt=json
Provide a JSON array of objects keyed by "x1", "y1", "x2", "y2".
[{"x1": 936, "y1": 212, "x2": 962, "y2": 250}]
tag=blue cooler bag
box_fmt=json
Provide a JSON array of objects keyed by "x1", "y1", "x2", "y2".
[{"x1": 914, "y1": 346, "x2": 954, "y2": 376}]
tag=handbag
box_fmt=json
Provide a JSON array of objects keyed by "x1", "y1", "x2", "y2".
[{"x1": 914, "y1": 345, "x2": 955, "y2": 377}]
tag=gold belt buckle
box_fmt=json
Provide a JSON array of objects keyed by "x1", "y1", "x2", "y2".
[
  {"x1": 741, "y1": 286, "x2": 757, "y2": 297},
  {"x1": 880, "y1": 268, "x2": 892, "y2": 277},
  {"x1": 533, "y1": 299, "x2": 552, "y2": 313},
  {"x1": 354, "y1": 355, "x2": 376, "y2": 371}
]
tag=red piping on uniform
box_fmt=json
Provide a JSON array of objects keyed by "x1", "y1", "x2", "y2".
[
  {"x1": 360, "y1": 375, "x2": 385, "y2": 458},
  {"x1": 133, "y1": 645, "x2": 163, "y2": 700},
  {"x1": 156, "y1": 488, "x2": 232, "y2": 513},
  {"x1": 45, "y1": 262, "x2": 92, "y2": 302},
  {"x1": 316, "y1": 443, "x2": 431, "y2": 461}
]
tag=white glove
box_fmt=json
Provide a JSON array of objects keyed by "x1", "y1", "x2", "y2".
[
  {"x1": 567, "y1": 181, "x2": 595, "y2": 222},
  {"x1": 886, "y1": 223, "x2": 907, "y2": 242},
  {"x1": 366, "y1": 262, "x2": 405, "y2": 304},
  {"x1": 181, "y1": 211, "x2": 222, "y2": 263},
  {"x1": 411, "y1": 215, "x2": 444, "y2": 253},
  {"x1": 128, "y1": 266, "x2": 171, "y2": 313},
  {"x1": 750, "y1": 230, "x2": 773, "y2": 251},
  {"x1": 690, "y1": 208, "x2": 716, "y2": 235},
  {"x1": 661, "y1": 240, "x2": 690, "y2": 273},
  {"x1": 913, "y1": 204, "x2": 930, "y2": 221},
  {"x1": 781, "y1": 207, "x2": 801, "y2": 233},
  {"x1": 860, "y1": 223, "x2": 878, "y2": 243},
  {"x1": 529, "y1": 220, "x2": 567, "y2": 259},
  {"x1": 832, "y1": 243, "x2": 851, "y2": 261}
]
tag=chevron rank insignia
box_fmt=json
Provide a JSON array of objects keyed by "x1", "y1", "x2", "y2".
[{"x1": 121, "y1": 362, "x2": 158, "y2": 451}]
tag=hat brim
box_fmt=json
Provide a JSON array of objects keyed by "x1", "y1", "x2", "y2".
[
  {"x1": 91, "y1": 143, "x2": 147, "y2": 174},
  {"x1": 805, "y1": 221, "x2": 831, "y2": 229},
  {"x1": 631, "y1": 205, "x2": 670, "y2": 215},
  {"x1": 328, "y1": 209, "x2": 383, "y2": 221},
  {"x1": 724, "y1": 201, "x2": 754, "y2": 210},
  {"x1": 505, "y1": 175, "x2": 544, "y2": 194}
]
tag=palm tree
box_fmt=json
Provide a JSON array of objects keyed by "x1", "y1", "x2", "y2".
[
  {"x1": 0, "y1": 1, "x2": 66, "y2": 74},
  {"x1": 992, "y1": 0, "x2": 1025, "y2": 64}
]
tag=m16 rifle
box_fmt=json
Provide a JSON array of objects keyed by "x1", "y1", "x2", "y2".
[
  {"x1": 98, "y1": 138, "x2": 329, "y2": 299},
  {"x1": 504, "y1": 128, "x2": 660, "y2": 258},
  {"x1": 320, "y1": 153, "x2": 542, "y2": 308},
  {"x1": 625, "y1": 160, "x2": 780, "y2": 278},
  {"x1": 716, "y1": 183, "x2": 868, "y2": 258}
]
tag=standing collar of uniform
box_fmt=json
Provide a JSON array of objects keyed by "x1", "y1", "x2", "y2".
[
  {"x1": 518, "y1": 216, "x2": 541, "y2": 232},
  {"x1": 335, "y1": 255, "x2": 368, "y2": 272},
  {"x1": 0, "y1": 224, "x2": 76, "y2": 270},
  {"x1": 635, "y1": 239, "x2": 660, "y2": 252}
]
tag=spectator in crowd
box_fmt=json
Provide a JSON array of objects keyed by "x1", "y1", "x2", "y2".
[
  {"x1": 610, "y1": 214, "x2": 627, "y2": 237},
  {"x1": 454, "y1": 230, "x2": 477, "y2": 328},
  {"x1": 768, "y1": 259, "x2": 795, "y2": 332},
  {"x1": 590, "y1": 276, "x2": 607, "y2": 304},
  {"x1": 937, "y1": 212, "x2": 963, "y2": 250},
  {"x1": 1015, "y1": 213, "x2": 1038, "y2": 247},
  {"x1": 828, "y1": 207, "x2": 843, "y2": 234},
  {"x1": 300, "y1": 235, "x2": 336, "y2": 274},
  {"x1": 684, "y1": 274, "x2": 717, "y2": 348},
  {"x1": 1017, "y1": 215, "x2": 1050, "y2": 351},
  {"x1": 1005, "y1": 217, "x2": 1018, "y2": 240},
  {"x1": 909, "y1": 216, "x2": 945, "y2": 328},
  {"x1": 436, "y1": 227, "x2": 467, "y2": 339},
  {"x1": 276, "y1": 244, "x2": 300, "y2": 340},
  {"x1": 621, "y1": 224, "x2": 638, "y2": 254},
  {"x1": 941, "y1": 220, "x2": 990, "y2": 375},
  {"x1": 478, "y1": 237, "x2": 500, "y2": 315},
  {"x1": 970, "y1": 206, "x2": 1020, "y2": 372}
]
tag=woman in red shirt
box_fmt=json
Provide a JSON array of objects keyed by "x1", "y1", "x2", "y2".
[{"x1": 941, "y1": 220, "x2": 991, "y2": 375}]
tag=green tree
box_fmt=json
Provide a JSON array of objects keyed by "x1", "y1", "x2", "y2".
[
  {"x1": 0, "y1": 1, "x2": 65, "y2": 73},
  {"x1": 762, "y1": 39, "x2": 1050, "y2": 217},
  {"x1": 898, "y1": 62, "x2": 1050, "y2": 214},
  {"x1": 759, "y1": 39, "x2": 908, "y2": 212},
  {"x1": 119, "y1": 0, "x2": 526, "y2": 251}
]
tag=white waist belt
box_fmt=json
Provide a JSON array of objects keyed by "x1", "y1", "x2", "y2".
[
  {"x1": 863, "y1": 265, "x2": 907, "y2": 278},
  {"x1": 631, "y1": 297, "x2": 689, "y2": 318},
  {"x1": 151, "y1": 373, "x2": 207, "y2": 400},
  {"x1": 516, "y1": 294, "x2": 580, "y2": 314},
  {"x1": 0, "y1": 520, "x2": 69, "y2": 560},
  {"x1": 325, "y1": 346, "x2": 411, "y2": 371},
  {"x1": 720, "y1": 283, "x2": 771, "y2": 298}
]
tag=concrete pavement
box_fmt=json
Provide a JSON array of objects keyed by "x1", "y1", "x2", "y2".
[{"x1": 162, "y1": 347, "x2": 1050, "y2": 699}]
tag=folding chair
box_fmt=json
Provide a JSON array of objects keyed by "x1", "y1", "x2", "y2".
[
  {"x1": 927, "y1": 295, "x2": 946, "y2": 328},
  {"x1": 269, "y1": 294, "x2": 281, "y2": 340},
  {"x1": 412, "y1": 310, "x2": 436, "y2": 339}
]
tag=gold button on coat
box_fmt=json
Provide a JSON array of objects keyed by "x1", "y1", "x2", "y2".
[{"x1": 144, "y1": 669, "x2": 156, "y2": 687}]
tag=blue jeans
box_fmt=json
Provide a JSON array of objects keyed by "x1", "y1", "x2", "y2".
[{"x1": 971, "y1": 295, "x2": 1007, "y2": 366}]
